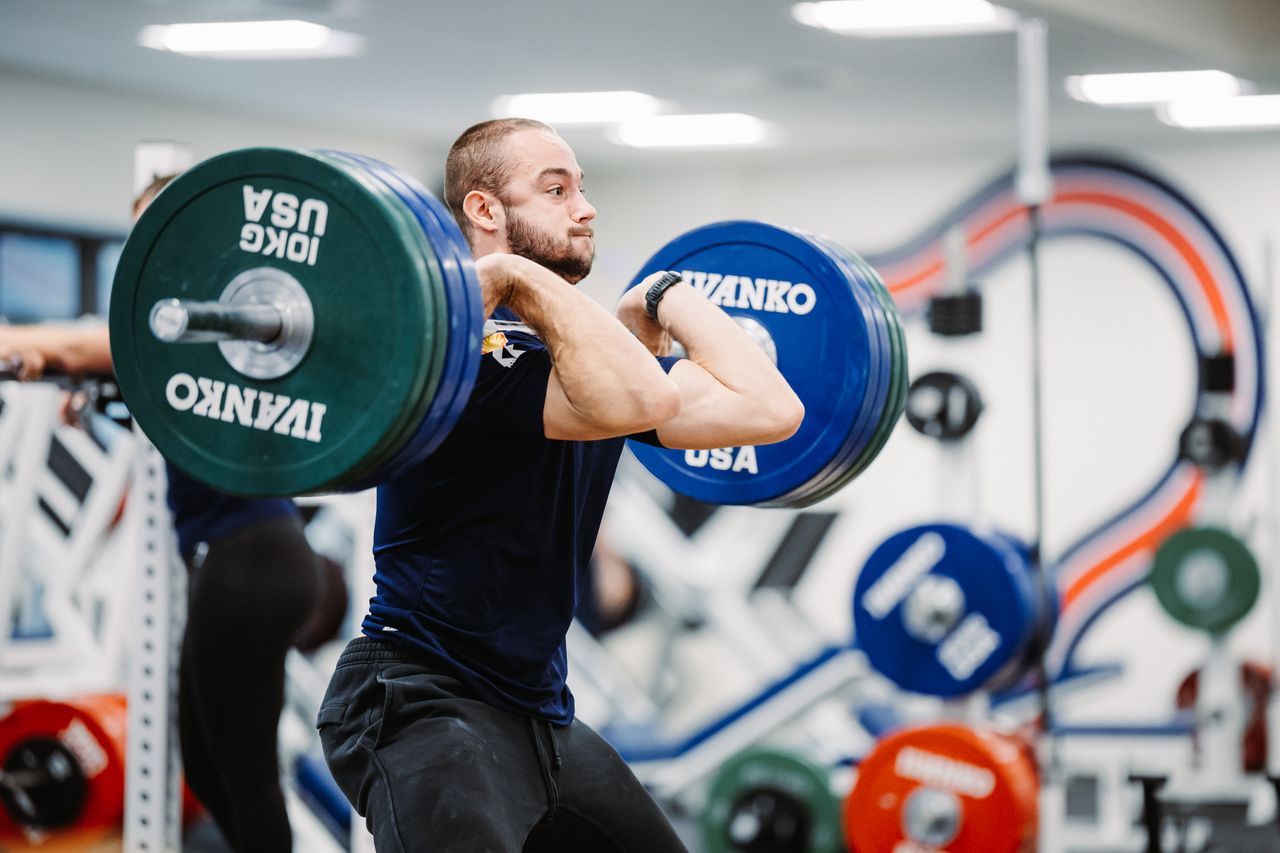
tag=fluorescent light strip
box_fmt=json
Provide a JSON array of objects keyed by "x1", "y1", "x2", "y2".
[
  {"x1": 491, "y1": 91, "x2": 660, "y2": 125},
  {"x1": 139, "y1": 20, "x2": 363, "y2": 58},
  {"x1": 613, "y1": 114, "x2": 768, "y2": 148},
  {"x1": 1066, "y1": 70, "x2": 1241, "y2": 106},
  {"x1": 1159, "y1": 95, "x2": 1280, "y2": 129},
  {"x1": 792, "y1": 0, "x2": 1018, "y2": 37}
]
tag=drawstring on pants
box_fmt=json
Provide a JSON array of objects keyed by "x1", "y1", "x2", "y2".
[
  {"x1": 546, "y1": 720, "x2": 562, "y2": 769},
  {"x1": 528, "y1": 718, "x2": 561, "y2": 819}
]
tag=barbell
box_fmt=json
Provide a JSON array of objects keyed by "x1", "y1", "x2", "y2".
[{"x1": 108, "y1": 148, "x2": 906, "y2": 506}]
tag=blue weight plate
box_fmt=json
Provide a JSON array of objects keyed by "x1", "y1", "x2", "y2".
[
  {"x1": 776, "y1": 231, "x2": 887, "y2": 506},
  {"x1": 775, "y1": 231, "x2": 892, "y2": 505},
  {"x1": 987, "y1": 530, "x2": 1059, "y2": 675},
  {"x1": 842, "y1": 250, "x2": 907, "y2": 477},
  {"x1": 769, "y1": 233, "x2": 890, "y2": 507},
  {"x1": 789, "y1": 240, "x2": 903, "y2": 504},
  {"x1": 392, "y1": 168, "x2": 485, "y2": 460},
  {"x1": 289, "y1": 150, "x2": 448, "y2": 488},
  {"x1": 335, "y1": 153, "x2": 481, "y2": 466},
  {"x1": 321, "y1": 151, "x2": 483, "y2": 483},
  {"x1": 852, "y1": 524, "x2": 1038, "y2": 697},
  {"x1": 629, "y1": 221, "x2": 875, "y2": 505},
  {"x1": 307, "y1": 152, "x2": 462, "y2": 489},
  {"x1": 802, "y1": 254, "x2": 905, "y2": 505}
]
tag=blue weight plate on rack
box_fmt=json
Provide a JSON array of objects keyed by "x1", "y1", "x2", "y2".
[
  {"x1": 853, "y1": 524, "x2": 1039, "y2": 697},
  {"x1": 629, "y1": 221, "x2": 876, "y2": 505},
  {"x1": 320, "y1": 151, "x2": 482, "y2": 483},
  {"x1": 775, "y1": 231, "x2": 892, "y2": 504},
  {"x1": 987, "y1": 530, "x2": 1059, "y2": 675}
]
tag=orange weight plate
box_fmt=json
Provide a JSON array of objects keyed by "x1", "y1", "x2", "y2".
[
  {"x1": 0, "y1": 695, "x2": 128, "y2": 845},
  {"x1": 845, "y1": 723, "x2": 1038, "y2": 853}
]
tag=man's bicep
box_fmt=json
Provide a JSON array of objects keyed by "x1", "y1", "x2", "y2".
[{"x1": 543, "y1": 371, "x2": 626, "y2": 441}]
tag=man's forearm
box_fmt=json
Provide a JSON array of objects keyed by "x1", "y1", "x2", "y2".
[
  {"x1": 1, "y1": 324, "x2": 114, "y2": 377},
  {"x1": 657, "y1": 284, "x2": 794, "y2": 402},
  {"x1": 57, "y1": 326, "x2": 114, "y2": 375}
]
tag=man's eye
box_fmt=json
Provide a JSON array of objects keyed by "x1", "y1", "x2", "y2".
[{"x1": 549, "y1": 186, "x2": 564, "y2": 196}]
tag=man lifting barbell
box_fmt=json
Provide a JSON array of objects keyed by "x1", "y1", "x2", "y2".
[
  {"x1": 97, "y1": 109, "x2": 902, "y2": 847},
  {"x1": 312, "y1": 118, "x2": 803, "y2": 852}
]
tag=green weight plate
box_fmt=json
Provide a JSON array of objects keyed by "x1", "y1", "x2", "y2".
[
  {"x1": 700, "y1": 747, "x2": 844, "y2": 853},
  {"x1": 1150, "y1": 526, "x2": 1260, "y2": 634},
  {"x1": 110, "y1": 147, "x2": 442, "y2": 496},
  {"x1": 307, "y1": 152, "x2": 449, "y2": 485}
]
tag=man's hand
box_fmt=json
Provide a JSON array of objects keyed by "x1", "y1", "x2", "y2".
[
  {"x1": 474, "y1": 253, "x2": 520, "y2": 319},
  {"x1": 616, "y1": 272, "x2": 674, "y2": 357},
  {"x1": 0, "y1": 324, "x2": 113, "y2": 380},
  {"x1": 0, "y1": 340, "x2": 50, "y2": 381}
]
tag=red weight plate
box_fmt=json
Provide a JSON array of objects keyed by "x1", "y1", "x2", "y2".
[
  {"x1": 845, "y1": 723, "x2": 1038, "y2": 853},
  {"x1": 0, "y1": 695, "x2": 128, "y2": 844}
]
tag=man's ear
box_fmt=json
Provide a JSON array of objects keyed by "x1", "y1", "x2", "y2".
[{"x1": 463, "y1": 190, "x2": 503, "y2": 235}]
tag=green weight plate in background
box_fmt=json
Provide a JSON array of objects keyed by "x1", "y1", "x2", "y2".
[
  {"x1": 700, "y1": 747, "x2": 844, "y2": 853},
  {"x1": 1150, "y1": 526, "x2": 1260, "y2": 635}
]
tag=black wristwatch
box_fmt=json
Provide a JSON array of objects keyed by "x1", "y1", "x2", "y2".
[{"x1": 644, "y1": 272, "x2": 684, "y2": 322}]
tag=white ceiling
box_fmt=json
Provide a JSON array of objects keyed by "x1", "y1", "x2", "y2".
[{"x1": 2, "y1": 0, "x2": 1279, "y2": 165}]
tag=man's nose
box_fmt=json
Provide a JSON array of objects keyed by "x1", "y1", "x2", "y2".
[{"x1": 573, "y1": 196, "x2": 597, "y2": 223}]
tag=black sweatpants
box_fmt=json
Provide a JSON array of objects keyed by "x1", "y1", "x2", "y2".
[
  {"x1": 318, "y1": 637, "x2": 689, "y2": 853},
  {"x1": 179, "y1": 514, "x2": 320, "y2": 853}
]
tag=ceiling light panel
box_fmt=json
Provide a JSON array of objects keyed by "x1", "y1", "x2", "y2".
[
  {"x1": 490, "y1": 91, "x2": 660, "y2": 125},
  {"x1": 1159, "y1": 95, "x2": 1280, "y2": 129},
  {"x1": 791, "y1": 0, "x2": 1018, "y2": 37},
  {"x1": 613, "y1": 114, "x2": 769, "y2": 148},
  {"x1": 139, "y1": 20, "x2": 363, "y2": 59},
  {"x1": 1066, "y1": 70, "x2": 1242, "y2": 106}
]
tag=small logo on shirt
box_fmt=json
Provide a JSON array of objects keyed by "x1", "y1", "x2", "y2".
[
  {"x1": 481, "y1": 331, "x2": 508, "y2": 354},
  {"x1": 482, "y1": 320, "x2": 529, "y2": 368},
  {"x1": 491, "y1": 343, "x2": 525, "y2": 368}
]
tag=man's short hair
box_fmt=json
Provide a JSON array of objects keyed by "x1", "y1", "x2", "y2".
[{"x1": 444, "y1": 118, "x2": 554, "y2": 238}]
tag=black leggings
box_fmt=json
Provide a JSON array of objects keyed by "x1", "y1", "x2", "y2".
[{"x1": 179, "y1": 514, "x2": 320, "y2": 853}]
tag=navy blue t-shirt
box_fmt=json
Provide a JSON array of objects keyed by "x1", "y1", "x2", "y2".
[
  {"x1": 165, "y1": 462, "x2": 298, "y2": 561},
  {"x1": 364, "y1": 313, "x2": 679, "y2": 724}
]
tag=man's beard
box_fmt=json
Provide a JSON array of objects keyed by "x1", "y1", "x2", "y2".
[{"x1": 505, "y1": 207, "x2": 595, "y2": 283}]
